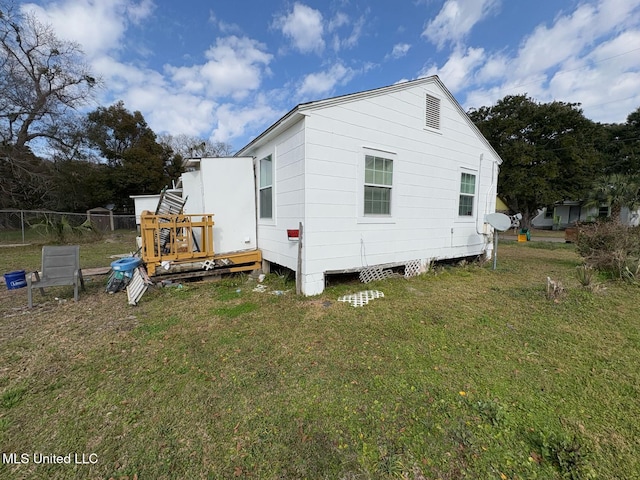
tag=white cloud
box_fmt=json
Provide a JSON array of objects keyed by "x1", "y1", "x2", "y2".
[
  {"x1": 212, "y1": 101, "x2": 283, "y2": 145},
  {"x1": 545, "y1": 30, "x2": 640, "y2": 122},
  {"x1": 166, "y1": 36, "x2": 273, "y2": 100},
  {"x1": 422, "y1": 0, "x2": 500, "y2": 50},
  {"x1": 421, "y1": 47, "x2": 486, "y2": 91},
  {"x1": 328, "y1": 12, "x2": 349, "y2": 31},
  {"x1": 475, "y1": 53, "x2": 508, "y2": 83},
  {"x1": 387, "y1": 43, "x2": 412, "y2": 60},
  {"x1": 327, "y1": 11, "x2": 367, "y2": 52},
  {"x1": 19, "y1": 0, "x2": 282, "y2": 149},
  {"x1": 424, "y1": 0, "x2": 640, "y2": 124},
  {"x1": 133, "y1": 88, "x2": 218, "y2": 137},
  {"x1": 21, "y1": 0, "x2": 154, "y2": 57},
  {"x1": 297, "y1": 63, "x2": 355, "y2": 98},
  {"x1": 514, "y1": 5, "x2": 596, "y2": 77},
  {"x1": 92, "y1": 56, "x2": 163, "y2": 95},
  {"x1": 273, "y1": 3, "x2": 325, "y2": 54},
  {"x1": 341, "y1": 15, "x2": 365, "y2": 50},
  {"x1": 514, "y1": 0, "x2": 640, "y2": 78}
]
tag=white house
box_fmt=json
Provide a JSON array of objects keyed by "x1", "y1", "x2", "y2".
[{"x1": 234, "y1": 76, "x2": 503, "y2": 295}]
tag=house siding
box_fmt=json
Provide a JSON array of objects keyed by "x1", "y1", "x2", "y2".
[
  {"x1": 296, "y1": 81, "x2": 497, "y2": 294},
  {"x1": 252, "y1": 118, "x2": 306, "y2": 271},
  {"x1": 237, "y1": 77, "x2": 500, "y2": 295}
]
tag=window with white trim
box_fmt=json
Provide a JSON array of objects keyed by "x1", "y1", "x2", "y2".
[
  {"x1": 259, "y1": 155, "x2": 273, "y2": 219},
  {"x1": 425, "y1": 94, "x2": 441, "y2": 130},
  {"x1": 364, "y1": 154, "x2": 393, "y2": 215},
  {"x1": 458, "y1": 172, "x2": 476, "y2": 216}
]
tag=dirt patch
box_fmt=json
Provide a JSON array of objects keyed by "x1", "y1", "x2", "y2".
[{"x1": 302, "y1": 298, "x2": 334, "y2": 320}]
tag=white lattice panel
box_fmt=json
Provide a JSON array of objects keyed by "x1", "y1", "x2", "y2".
[
  {"x1": 337, "y1": 290, "x2": 385, "y2": 307},
  {"x1": 359, "y1": 267, "x2": 396, "y2": 284},
  {"x1": 404, "y1": 259, "x2": 423, "y2": 278}
]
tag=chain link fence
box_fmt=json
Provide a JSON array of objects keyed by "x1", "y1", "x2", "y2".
[{"x1": 0, "y1": 210, "x2": 137, "y2": 243}]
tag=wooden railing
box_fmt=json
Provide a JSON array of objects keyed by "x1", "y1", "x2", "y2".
[{"x1": 140, "y1": 212, "x2": 214, "y2": 274}]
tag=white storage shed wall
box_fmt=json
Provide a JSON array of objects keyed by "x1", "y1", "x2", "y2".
[
  {"x1": 181, "y1": 157, "x2": 258, "y2": 255},
  {"x1": 130, "y1": 194, "x2": 161, "y2": 226}
]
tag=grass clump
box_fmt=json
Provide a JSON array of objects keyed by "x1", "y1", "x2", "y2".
[
  {"x1": 30, "y1": 215, "x2": 103, "y2": 243},
  {"x1": 1, "y1": 386, "x2": 26, "y2": 409},
  {"x1": 534, "y1": 429, "x2": 595, "y2": 479}
]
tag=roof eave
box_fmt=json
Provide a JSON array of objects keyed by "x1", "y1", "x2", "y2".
[
  {"x1": 235, "y1": 75, "x2": 503, "y2": 165},
  {"x1": 235, "y1": 107, "x2": 305, "y2": 157}
]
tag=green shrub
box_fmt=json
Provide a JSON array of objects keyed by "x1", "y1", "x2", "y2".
[
  {"x1": 575, "y1": 264, "x2": 594, "y2": 287},
  {"x1": 575, "y1": 221, "x2": 640, "y2": 280}
]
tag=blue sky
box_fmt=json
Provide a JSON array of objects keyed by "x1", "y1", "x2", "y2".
[{"x1": 23, "y1": 0, "x2": 640, "y2": 152}]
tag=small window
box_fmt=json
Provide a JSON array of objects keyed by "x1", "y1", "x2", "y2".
[
  {"x1": 259, "y1": 155, "x2": 273, "y2": 219},
  {"x1": 458, "y1": 172, "x2": 476, "y2": 216},
  {"x1": 598, "y1": 205, "x2": 609, "y2": 218},
  {"x1": 544, "y1": 206, "x2": 554, "y2": 219},
  {"x1": 426, "y1": 94, "x2": 440, "y2": 130},
  {"x1": 364, "y1": 155, "x2": 393, "y2": 215}
]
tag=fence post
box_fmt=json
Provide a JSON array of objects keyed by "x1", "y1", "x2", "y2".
[{"x1": 21, "y1": 210, "x2": 25, "y2": 243}]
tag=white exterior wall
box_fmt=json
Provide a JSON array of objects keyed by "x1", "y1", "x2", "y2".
[
  {"x1": 295, "y1": 82, "x2": 498, "y2": 294},
  {"x1": 130, "y1": 194, "x2": 161, "y2": 225},
  {"x1": 252, "y1": 119, "x2": 306, "y2": 272},
  {"x1": 241, "y1": 79, "x2": 500, "y2": 296},
  {"x1": 181, "y1": 157, "x2": 257, "y2": 254}
]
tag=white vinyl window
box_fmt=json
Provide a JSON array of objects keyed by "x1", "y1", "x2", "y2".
[
  {"x1": 364, "y1": 155, "x2": 393, "y2": 215},
  {"x1": 458, "y1": 172, "x2": 476, "y2": 216},
  {"x1": 259, "y1": 155, "x2": 273, "y2": 219}
]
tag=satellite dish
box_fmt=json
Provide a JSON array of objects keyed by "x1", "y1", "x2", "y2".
[
  {"x1": 485, "y1": 212, "x2": 512, "y2": 271},
  {"x1": 486, "y1": 212, "x2": 512, "y2": 232}
]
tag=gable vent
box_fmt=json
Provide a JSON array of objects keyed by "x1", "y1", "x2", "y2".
[{"x1": 425, "y1": 94, "x2": 441, "y2": 130}]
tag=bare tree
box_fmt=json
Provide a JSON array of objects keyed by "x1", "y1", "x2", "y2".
[
  {"x1": 158, "y1": 133, "x2": 234, "y2": 159},
  {"x1": 0, "y1": 3, "x2": 99, "y2": 208},
  {"x1": 0, "y1": 4, "x2": 98, "y2": 148}
]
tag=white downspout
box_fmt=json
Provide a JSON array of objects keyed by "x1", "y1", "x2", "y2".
[{"x1": 476, "y1": 153, "x2": 484, "y2": 235}]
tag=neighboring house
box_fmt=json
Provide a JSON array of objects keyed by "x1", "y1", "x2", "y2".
[
  {"x1": 532, "y1": 201, "x2": 640, "y2": 229},
  {"x1": 495, "y1": 197, "x2": 510, "y2": 213},
  {"x1": 233, "y1": 76, "x2": 503, "y2": 295}
]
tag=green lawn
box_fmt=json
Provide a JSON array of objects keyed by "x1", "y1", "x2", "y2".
[
  {"x1": 0, "y1": 230, "x2": 138, "y2": 273},
  {"x1": 0, "y1": 239, "x2": 638, "y2": 479}
]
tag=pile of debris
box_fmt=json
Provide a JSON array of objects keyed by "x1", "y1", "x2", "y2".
[{"x1": 106, "y1": 255, "x2": 151, "y2": 306}]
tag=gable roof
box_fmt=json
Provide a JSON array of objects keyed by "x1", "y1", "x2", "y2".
[{"x1": 235, "y1": 75, "x2": 502, "y2": 164}]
